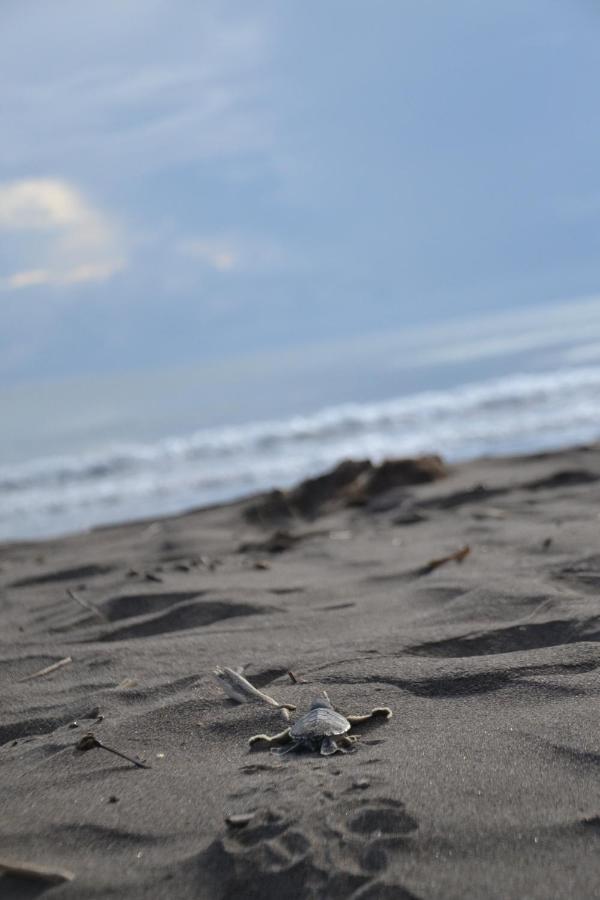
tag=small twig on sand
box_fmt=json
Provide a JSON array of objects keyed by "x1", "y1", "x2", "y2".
[
  {"x1": 18, "y1": 656, "x2": 72, "y2": 683},
  {"x1": 214, "y1": 666, "x2": 295, "y2": 721},
  {"x1": 288, "y1": 670, "x2": 306, "y2": 684},
  {"x1": 75, "y1": 733, "x2": 150, "y2": 769},
  {"x1": 416, "y1": 545, "x2": 470, "y2": 577},
  {"x1": 0, "y1": 857, "x2": 74, "y2": 884},
  {"x1": 145, "y1": 572, "x2": 163, "y2": 583},
  {"x1": 226, "y1": 812, "x2": 256, "y2": 827},
  {"x1": 66, "y1": 588, "x2": 107, "y2": 622}
]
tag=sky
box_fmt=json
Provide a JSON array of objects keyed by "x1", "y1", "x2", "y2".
[{"x1": 2, "y1": 0, "x2": 600, "y2": 390}]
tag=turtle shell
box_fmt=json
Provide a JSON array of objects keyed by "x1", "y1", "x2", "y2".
[{"x1": 290, "y1": 706, "x2": 350, "y2": 740}]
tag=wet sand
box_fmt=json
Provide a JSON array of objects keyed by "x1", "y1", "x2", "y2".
[{"x1": 2, "y1": 445, "x2": 600, "y2": 898}]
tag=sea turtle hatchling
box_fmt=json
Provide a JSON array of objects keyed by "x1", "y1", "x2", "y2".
[{"x1": 248, "y1": 693, "x2": 392, "y2": 756}]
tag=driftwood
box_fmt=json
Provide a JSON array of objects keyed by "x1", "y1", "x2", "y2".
[
  {"x1": 416, "y1": 544, "x2": 470, "y2": 576},
  {"x1": 18, "y1": 656, "x2": 72, "y2": 682},
  {"x1": 66, "y1": 588, "x2": 107, "y2": 622},
  {"x1": 75, "y1": 733, "x2": 150, "y2": 769},
  {"x1": 214, "y1": 666, "x2": 295, "y2": 722}
]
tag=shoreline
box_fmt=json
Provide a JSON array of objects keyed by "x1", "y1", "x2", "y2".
[{"x1": 4, "y1": 360, "x2": 600, "y2": 543}]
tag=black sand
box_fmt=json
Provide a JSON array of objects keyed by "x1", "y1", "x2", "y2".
[{"x1": 2, "y1": 445, "x2": 600, "y2": 898}]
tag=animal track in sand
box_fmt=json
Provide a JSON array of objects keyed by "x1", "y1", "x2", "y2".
[
  {"x1": 197, "y1": 805, "x2": 373, "y2": 899},
  {"x1": 198, "y1": 808, "x2": 314, "y2": 892},
  {"x1": 95, "y1": 599, "x2": 270, "y2": 641},
  {"x1": 192, "y1": 792, "x2": 419, "y2": 898},
  {"x1": 323, "y1": 797, "x2": 419, "y2": 888},
  {"x1": 342, "y1": 798, "x2": 418, "y2": 841},
  {"x1": 226, "y1": 809, "x2": 290, "y2": 847}
]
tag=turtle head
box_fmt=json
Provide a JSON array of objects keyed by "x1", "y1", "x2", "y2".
[{"x1": 309, "y1": 692, "x2": 333, "y2": 710}]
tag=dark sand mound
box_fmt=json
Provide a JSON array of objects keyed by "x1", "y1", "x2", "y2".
[{"x1": 2, "y1": 445, "x2": 600, "y2": 898}]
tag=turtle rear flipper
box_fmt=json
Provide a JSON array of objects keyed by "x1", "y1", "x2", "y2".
[{"x1": 320, "y1": 736, "x2": 339, "y2": 756}]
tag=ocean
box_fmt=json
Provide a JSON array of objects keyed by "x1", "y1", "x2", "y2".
[{"x1": 2, "y1": 296, "x2": 600, "y2": 541}]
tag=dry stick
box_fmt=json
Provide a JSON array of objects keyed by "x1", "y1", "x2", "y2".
[
  {"x1": 18, "y1": 656, "x2": 72, "y2": 683},
  {"x1": 0, "y1": 857, "x2": 74, "y2": 884},
  {"x1": 288, "y1": 670, "x2": 306, "y2": 684},
  {"x1": 76, "y1": 733, "x2": 150, "y2": 769},
  {"x1": 214, "y1": 666, "x2": 295, "y2": 722},
  {"x1": 66, "y1": 588, "x2": 107, "y2": 622},
  {"x1": 416, "y1": 544, "x2": 471, "y2": 577}
]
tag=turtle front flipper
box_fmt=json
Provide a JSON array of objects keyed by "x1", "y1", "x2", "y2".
[
  {"x1": 273, "y1": 740, "x2": 302, "y2": 755},
  {"x1": 248, "y1": 727, "x2": 291, "y2": 748},
  {"x1": 346, "y1": 707, "x2": 392, "y2": 725},
  {"x1": 320, "y1": 736, "x2": 340, "y2": 756}
]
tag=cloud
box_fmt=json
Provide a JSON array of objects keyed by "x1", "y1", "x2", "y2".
[
  {"x1": 0, "y1": 178, "x2": 125, "y2": 291},
  {"x1": 0, "y1": 5, "x2": 270, "y2": 175},
  {"x1": 178, "y1": 234, "x2": 285, "y2": 273}
]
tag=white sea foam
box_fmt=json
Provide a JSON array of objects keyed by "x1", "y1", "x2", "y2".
[{"x1": 1, "y1": 365, "x2": 599, "y2": 540}]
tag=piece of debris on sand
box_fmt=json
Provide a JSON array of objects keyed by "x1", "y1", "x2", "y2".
[{"x1": 244, "y1": 455, "x2": 448, "y2": 524}]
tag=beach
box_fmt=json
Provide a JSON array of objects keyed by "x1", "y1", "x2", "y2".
[{"x1": 2, "y1": 443, "x2": 600, "y2": 898}]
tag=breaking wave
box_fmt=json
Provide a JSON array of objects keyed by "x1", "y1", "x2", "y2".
[{"x1": 2, "y1": 366, "x2": 600, "y2": 540}]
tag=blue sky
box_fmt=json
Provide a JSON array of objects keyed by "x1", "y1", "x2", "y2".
[{"x1": 2, "y1": 0, "x2": 600, "y2": 387}]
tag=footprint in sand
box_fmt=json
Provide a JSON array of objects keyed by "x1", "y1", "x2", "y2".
[
  {"x1": 325, "y1": 797, "x2": 419, "y2": 880},
  {"x1": 202, "y1": 808, "x2": 311, "y2": 880},
  {"x1": 346, "y1": 798, "x2": 419, "y2": 839}
]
